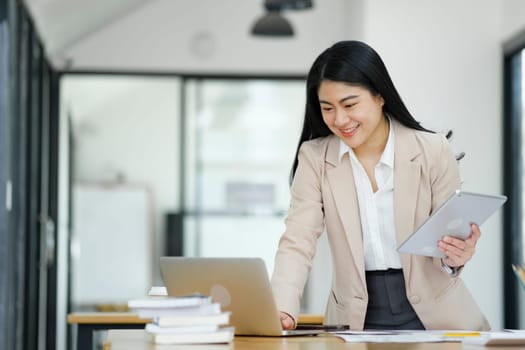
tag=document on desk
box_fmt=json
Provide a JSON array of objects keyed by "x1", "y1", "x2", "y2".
[
  {"x1": 331, "y1": 330, "x2": 476, "y2": 343},
  {"x1": 461, "y1": 331, "x2": 525, "y2": 346}
]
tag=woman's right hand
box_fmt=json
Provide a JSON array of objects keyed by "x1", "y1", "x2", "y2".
[{"x1": 279, "y1": 311, "x2": 296, "y2": 330}]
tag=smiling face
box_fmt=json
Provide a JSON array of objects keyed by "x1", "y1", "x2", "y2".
[{"x1": 318, "y1": 80, "x2": 388, "y2": 155}]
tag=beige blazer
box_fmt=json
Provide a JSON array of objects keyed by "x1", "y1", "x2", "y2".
[{"x1": 271, "y1": 120, "x2": 490, "y2": 331}]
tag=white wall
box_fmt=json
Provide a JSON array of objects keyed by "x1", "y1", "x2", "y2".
[
  {"x1": 501, "y1": 0, "x2": 525, "y2": 42},
  {"x1": 360, "y1": 0, "x2": 504, "y2": 329}
]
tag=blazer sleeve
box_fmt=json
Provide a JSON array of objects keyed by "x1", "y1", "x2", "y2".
[
  {"x1": 429, "y1": 134, "x2": 461, "y2": 209},
  {"x1": 429, "y1": 134, "x2": 463, "y2": 273},
  {"x1": 270, "y1": 140, "x2": 326, "y2": 322}
]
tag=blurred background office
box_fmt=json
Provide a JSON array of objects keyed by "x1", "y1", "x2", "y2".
[{"x1": 1, "y1": 0, "x2": 525, "y2": 349}]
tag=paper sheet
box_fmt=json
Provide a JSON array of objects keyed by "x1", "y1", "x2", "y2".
[{"x1": 331, "y1": 330, "x2": 480, "y2": 343}]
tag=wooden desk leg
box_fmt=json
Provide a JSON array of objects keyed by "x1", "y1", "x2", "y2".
[{"x1": 77, "y1": 324, "x2": 95, "y2": 350}]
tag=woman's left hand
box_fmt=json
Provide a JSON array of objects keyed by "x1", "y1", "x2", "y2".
[{"x1": 438, "y1": 223, "x2": 481, "y2": 268}]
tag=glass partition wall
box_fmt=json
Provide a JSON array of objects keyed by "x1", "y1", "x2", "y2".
[
  {"x1": 62, "y1": 75, "x2": 181, "y2": 310},
  {"x1": 183, "y1": 79, "x2": 304, "y2": 276},
  {"x1": 61, "y1": 75, "x2": 313, "y2": 316}
]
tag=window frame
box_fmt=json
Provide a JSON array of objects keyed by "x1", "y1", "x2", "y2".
[{"x1": 503, "y1": 29, "x2": 525, "y2": 329}]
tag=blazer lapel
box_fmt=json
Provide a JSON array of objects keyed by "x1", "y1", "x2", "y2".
[
  {"x1": 325, "y1": 136, "x2": 366, "y2": 285},
  {"x1": 393, "y1": 121, "x2": 422, "y2": 284}
]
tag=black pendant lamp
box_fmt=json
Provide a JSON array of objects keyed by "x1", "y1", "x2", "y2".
[{"x1": 251, "y1": 0, "x2": 313, "y2": 37}]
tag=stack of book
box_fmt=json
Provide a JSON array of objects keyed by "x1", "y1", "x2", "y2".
[{"x1": 128, "y1": 294, "x2": 233, "y2": 345}]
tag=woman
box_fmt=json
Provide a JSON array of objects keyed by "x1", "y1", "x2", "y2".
[{"x1": 270, "y1": 40, "x2": 489, "y2": 331}]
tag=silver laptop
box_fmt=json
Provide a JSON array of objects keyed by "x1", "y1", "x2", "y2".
[
  {"x1": 159, "y1": 256, "x2": 331, "y2": 336},
  {"x1": 397, "y1": 190, "x2": 507, "y2": 257}
]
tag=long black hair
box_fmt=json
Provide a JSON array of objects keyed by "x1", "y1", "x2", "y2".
[{"x1": 291, "y1": 40, "x2": 432, "y2": 180}]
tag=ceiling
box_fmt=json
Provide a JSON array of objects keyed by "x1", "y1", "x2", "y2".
[
  {"x1": 25, "y1": 0, "x2": 150, "y2": 64},
  {"x1": 23, "y1": 0, "x2": 352, "y2": 73}
]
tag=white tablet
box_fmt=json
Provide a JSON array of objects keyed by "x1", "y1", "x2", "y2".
[{"x1": 397, "y1": 190, "x2": 507, "y2": 257}]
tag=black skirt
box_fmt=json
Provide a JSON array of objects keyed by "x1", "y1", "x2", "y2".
[{"x1": 364, "y1": 269, "x2": 425, "y2": 330}]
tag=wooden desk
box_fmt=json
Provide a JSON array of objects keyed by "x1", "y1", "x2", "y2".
[
  {"x1": 68, "y1": 313, "x2": 151, "y2": 350},
  {"x1": 103, "y1": 329, "x2": 516, "y2": 350},
  {"x1": 68, "y1": 312, "x2": 324, "y2": 350}
]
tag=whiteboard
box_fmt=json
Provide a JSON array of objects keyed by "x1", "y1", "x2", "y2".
[{"x1": 71, "y1": 184, "x2": 153, "y2": 305}]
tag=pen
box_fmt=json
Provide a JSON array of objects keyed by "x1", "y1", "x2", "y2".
[{"x1": 443, "y1": 332, "x2": 481, "y2": 337}]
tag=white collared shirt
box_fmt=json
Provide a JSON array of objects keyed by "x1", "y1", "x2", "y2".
[{"x1": 339, "y1": 119, "x2": 402, "y2": 271}]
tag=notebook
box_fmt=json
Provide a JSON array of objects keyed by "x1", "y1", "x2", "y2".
[
  {"x1": 397, "y1": 190, "x2": 507, "y2": 257},
  {"x1": 159, "y1": 257, "x2": 339, "y2": 336}
]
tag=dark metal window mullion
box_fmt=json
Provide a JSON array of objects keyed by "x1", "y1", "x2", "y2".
[
  {"x1": 14, "y1": 7, "x2": 29, "y2": 350},
  {"x1": 46, "y1": 66, "x2": 60, "y2": 350},
  {"x1": 24, "y1": 24, "x2": 42, "y2": 350},
  {"x1": 503, "y1": 49, "x2": 523, "y2": 329},
  {"x1": 0, "y1": 2, "x2": 12, "y2": 350},
  {"x1": 37, "y1": 51, "x2": 52, "y2": 350}
]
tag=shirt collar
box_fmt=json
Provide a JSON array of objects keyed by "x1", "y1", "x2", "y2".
[{"x1": 338, "y1": 117, "x2": 395, "y2": 168}]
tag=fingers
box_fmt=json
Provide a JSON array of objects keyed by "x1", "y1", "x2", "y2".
[
  {"x1": 440, "y1": 243, "x2": 465, "y2": 267},
  {"x1": 466, "y1": 224, "x2": 481, "y2": 245},
  {"x1": 279, "y1": 311, "x2": 295, "y2": 330},
  {"x1": 438, "y1": 238, "x2": 471, "y2": 266},
  {"x1": 438, "y1": 224, "x2": 481, "y2": 267},
  {"x1": 441, "y1": 236, "x2": 468, "y2": 251}
]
